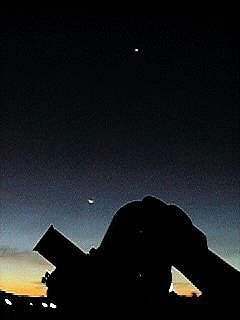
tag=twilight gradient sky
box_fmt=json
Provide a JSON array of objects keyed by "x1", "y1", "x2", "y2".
[{"x1": 0, "y1": 16, "x2": 239, "y2": 296}]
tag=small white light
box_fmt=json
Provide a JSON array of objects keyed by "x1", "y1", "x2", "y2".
[
  {"x1": 88, "y1": 199, "x2": 94, "y2": 204},
  {"x1": 5, "y1": 298, "x2": 12, "y2": 306},
  {"x1": 50, "y1": 302, "x2": 57, "y2": 309},
  {"x1": 29, "y1": 302, "x2": 33, "y2": 306},
  {"x1": 134, "y1": 48, "x2": 139, "y2": 52},
  {"x1": 42, "y1": 302, "x2": 48, "y2": 308}
]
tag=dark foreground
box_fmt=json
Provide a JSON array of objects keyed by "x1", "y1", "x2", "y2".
[{"x1": 0, "y1": 295, "x2": 237, "y2": 319}]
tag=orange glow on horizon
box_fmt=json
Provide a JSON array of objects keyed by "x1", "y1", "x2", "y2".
[
  {"x1": 174, "y1": 282, "x2": 201, "y2": 297},
  {"x1": 0, "y1": 252, "x2": 54, "y2": 296},
  {"x1": 0, "y1": 281, "x2": 200, "y2": 298},
  {"x1": 0, "y1": 282, "x2": 47, "y2": 297}
]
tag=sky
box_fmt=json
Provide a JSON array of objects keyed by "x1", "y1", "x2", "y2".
[{"x1": 0, "y1": 15, "x2": 239, "y2": 297}]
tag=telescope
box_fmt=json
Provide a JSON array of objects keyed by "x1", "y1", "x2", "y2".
[
  {"x1": 33, "y1": 225, "x2": 86, "y2": 267},
  {"x1": 33, "y1": 199, "x2": 240, "y2": 308}
]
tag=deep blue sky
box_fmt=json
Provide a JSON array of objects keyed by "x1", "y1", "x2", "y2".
[{"x1": 1, "y1": 16, "x2": 239, "y2": 287}]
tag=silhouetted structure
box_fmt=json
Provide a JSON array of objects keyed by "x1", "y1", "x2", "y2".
[
  {"x1": 33, "y1": 225, "x2": 86, "y2": 267},
  {"x1": 33, "y1": 196, "x2": 240, "y2": 312}
]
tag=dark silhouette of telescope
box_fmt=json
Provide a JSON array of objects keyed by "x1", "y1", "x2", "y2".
[
  {"x1": 33, "y1": 196, "x2": 240, "y2": 308},
  {"x1": 33, "y1": 225, "x2": 85, "y2": 267}
]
